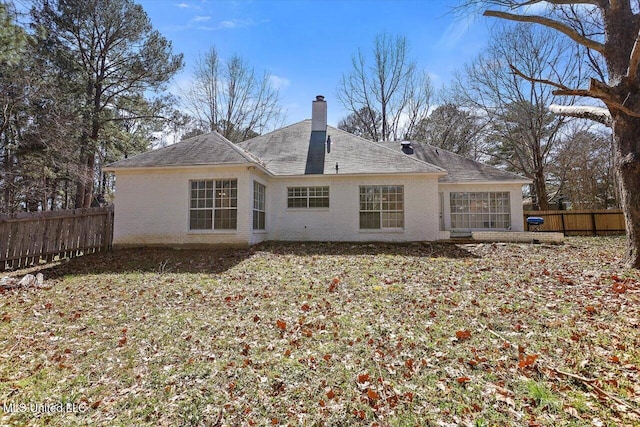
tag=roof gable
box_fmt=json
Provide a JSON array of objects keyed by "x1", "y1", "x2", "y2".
[
  {"x1": 237, "y1": 120, "x2": 445, "y2": 176},
  {"x1": 105, "y1": 131, "x2": 256, "y2": 169}
]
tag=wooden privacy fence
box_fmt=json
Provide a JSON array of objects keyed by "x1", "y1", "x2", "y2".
[
  {"x1": 0, "y1": 206, "x2": 113, "y2": 271},
  {"x1": 523, "y1": 209, "x2": 625, "y2": 236}
]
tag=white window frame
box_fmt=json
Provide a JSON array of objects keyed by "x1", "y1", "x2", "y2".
[
  {"x1": 359, "y1": 185, "x2": 404, "y2": 230},
  {"x1": 287, "y1": 186, "x2": 329, "y2": 208},
  {"x1": 449, "y1": 191, "x2": 510, "y2": 229},
  {"x1": 189, "y1": 179, "x2": 238, "y2": 231},
  {"x1": 253, "y1": 181, "x2": 266, "y2": 230}
]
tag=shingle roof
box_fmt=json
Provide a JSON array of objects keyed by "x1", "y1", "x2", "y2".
[
  {"x1": 105, "y1": 131, "x2": 257, "y2": 169},
  {"x1": 377, "y1": 141, "x2": 530, "y2": 183},
  {"x1": 104, "y1": 120, "x2": 529, "y2": 185},
  {"x1": 237, "y1": 120, "x2": 445, "y2": 176}
]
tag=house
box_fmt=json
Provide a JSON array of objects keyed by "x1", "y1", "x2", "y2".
[{"x1": 104, "y1": 96, "x2": 530, "y2": 248}]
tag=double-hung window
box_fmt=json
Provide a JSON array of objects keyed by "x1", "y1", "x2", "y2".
[
  {"x1": 189, "y1": 179, "x2": 237, "y2": 230},
  {"x1": 359, "y1": 185, "x2": 404, "y2": 229},
  {"x1": 253, "y1": 182, "x2": 266, "y2": 230},
  {"x1": 287, "y1": 186, "x2": 329, "y2": 208}
]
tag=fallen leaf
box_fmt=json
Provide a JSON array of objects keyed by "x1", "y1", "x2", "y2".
[
  {"x1": 456, "y1": 330, "x2": 471, "y2": 340},
  {"x1": 518, "y1": 354, "x2": 538, "y2": 369},
  {"x1": 612, "y1": 283, "x2": 627, "y2": 294}
]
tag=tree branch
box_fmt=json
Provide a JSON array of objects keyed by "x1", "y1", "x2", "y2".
[
  {"x1": 507, "y1": 64, "x2": 611, "y2": 105},
  {"x1": 586, "y1": 77, "x2": 640, "y2": 118},
  {"x1": 548, "y1": 104, "x2": 612, "y2": 126},
  {"x1": 508, "y1": 64, "x2": 573, "y2": 92},
  {"x1": 553, "y1": 88, "x2": 597, "y2": 97},
  {"x1": 627, "y1": 28, "x2": 640, "y2": 80},
  {"x1": 483, "y1": 10, "x2": 605, "y2": 54},
  {"x1": 521, "y1": 0, "x2": 603, "y2": 4},
  {"x1": 105, "y1": 114, "x2": 167, "y2": 122},
  {"x1": 548, "y1": 77, "x2": 640, "y2": 118}
]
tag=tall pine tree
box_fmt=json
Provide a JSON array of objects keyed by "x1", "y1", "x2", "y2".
[{"x1": 32, "y1": 0, "x2": 183, "y2": 207}]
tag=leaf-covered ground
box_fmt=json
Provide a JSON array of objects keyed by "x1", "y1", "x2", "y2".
[{"x1": 1, "y1": 237, "x2": 639, "y2": 426}]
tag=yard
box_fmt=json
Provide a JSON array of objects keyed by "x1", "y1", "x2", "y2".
[{"x1": 1, "y1": 237, "x2": 639, "y2": 426}]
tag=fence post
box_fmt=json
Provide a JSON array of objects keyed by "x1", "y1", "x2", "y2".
[{"x1": 561, "y1": 212, "x2": 566, "y2": 236}]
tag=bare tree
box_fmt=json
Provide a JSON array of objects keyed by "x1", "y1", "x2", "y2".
[
  {"x1": 455, "y1": 23, "x2": 580, "y2": 210},
  {"x1": 552, "y1": 124, "x2": 616, "y2": 209},
  {"x1": 337, "y1": 107, "x2": 382, "y2": 141},
  {"x1": 182, "y1": 47, "x2": 285, "y2": 143},
  {"x1": 337, "y1": 32, "x2": 432, "y2": 142},
  {"x1": 412, "y1": 103, "x2": 486, "y2": 160},
  {"x1": 460, "y1": 0, "x2": 640, "y2": 267}
]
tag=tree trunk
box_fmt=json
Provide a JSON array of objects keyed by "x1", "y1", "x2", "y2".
[
  {"x1": 2, "y1": 144, "x2": 15, "y2": 214},
  {"x1": 74, "y1": 182, "x2": 83, "y2": 208},
  {"x1": 612, "y1": 114, "x2": 640, "y2": 268},
  {"x1": 74, "y1": 151, "x2": 94, "y2": 208},
  {"x1": 534, "y1": 168, "x2": 549, "y2": 211},
  {"x1": 83, "y1": 152, "x2": 95, "y2": 208}
]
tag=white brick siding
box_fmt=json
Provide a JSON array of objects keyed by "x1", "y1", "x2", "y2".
[
  {"x1": 112, "y1": 168, "x2": 443, "y2": 246},
  {"x1": 113, "y1": 165, "x2": 254, "y2": 247},
  {"x1": 265, "y1": 175, "x2": 441, "y2": 242}
]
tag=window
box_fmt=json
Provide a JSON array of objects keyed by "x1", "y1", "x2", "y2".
[
  {"x1": 189, "y1": 179, "x2": 237, "y2": 230},
  {"x1": 359, "y1": 185, "x2": 404, "y2": 229},
  {"x1": 450, "y1": 192, "x2": 510, "y2": 229},
  {"x1": 287, "y1": 186, "x2": 329, "y2": 208},
  {"x1": 253, "y1": 182, "x2": 266, "y2": 230}
]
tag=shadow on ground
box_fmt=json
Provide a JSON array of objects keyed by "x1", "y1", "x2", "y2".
[
  {"x1": 7, "y1": 241, "x2": 478, "y2": 278},
  {"x1": 253, "y1": 241, "x2": 478, "y2": 258},
  {"x1": 18, "y1": 247, "x2": 253, "y2": 278}
]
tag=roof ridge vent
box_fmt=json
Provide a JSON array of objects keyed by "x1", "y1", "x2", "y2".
[{"x1": 400, "y1": 140, "x2": 414, "y2": 155}]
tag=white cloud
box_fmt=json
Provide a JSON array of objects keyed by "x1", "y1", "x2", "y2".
[
  {"x1": 438, "y1": 14, "x2": 475, "y2": 49},
  {"x1": 219, "y1": 20, "x2": 239, "y2": 29},
  {"x1": 197, "y1": 18, "x2": 266, "y2": 31},
  {"x1": 192, "y1": 16, "x2": 211, "y2": 22},
  {"x1": 269, "y1": 75, "x2": 291, "y2": 90},
  {"x1": 174, "y1": 2, "x2": 202, "y2": 10}
]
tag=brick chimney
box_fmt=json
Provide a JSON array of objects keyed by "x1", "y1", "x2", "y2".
[{"x1": 311, "y1": 95, "x2": 327, "y2": 132}]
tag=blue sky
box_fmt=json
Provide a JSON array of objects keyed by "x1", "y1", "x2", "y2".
[{"x1": 138, "y1": 0, "x2": 495, "y2": 126}]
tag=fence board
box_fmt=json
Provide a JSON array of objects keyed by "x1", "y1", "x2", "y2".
[
  {"x1": 524, "y1": 209, "x2": 625, "y2": 236},
  {"x1": 0, "y1": 206, "x2": 114, "y2": 271},
  {"x1": 0, "y1": 221, "x2": 8, "y2": 265}
]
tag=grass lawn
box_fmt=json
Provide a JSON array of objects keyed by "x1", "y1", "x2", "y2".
[{"x1": 1, "y1": 237, "x2": 639, "y2": 426}]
